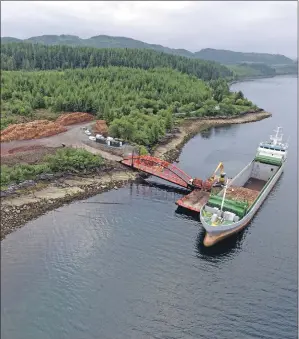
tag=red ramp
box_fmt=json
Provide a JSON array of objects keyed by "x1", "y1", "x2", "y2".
[{"x1": 121, "y1": 155, "x2": 192, "y2": 189}]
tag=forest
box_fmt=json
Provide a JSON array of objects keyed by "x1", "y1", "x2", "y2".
[
  {"x1": 1, "y1": 34, "x2": 196, "y2": 58},
  {"x1": 228, "y1": 62, "x2": 277, "y2": 79},
  {"x1": 1, "y1": 67, "x2": 257, "y2": 146},
  {"x1": 0, "y1": 42, "x2": 233, "y2": 81},
  {"x1": 195, "y1": 48, "x2": 294, "y2": 65},
  {"x1": 2, "y1": 35, "x2": 294, "y2": 67}
]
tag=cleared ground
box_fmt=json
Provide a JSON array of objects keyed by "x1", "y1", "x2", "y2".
[{"x1": 1, "y1": 122, "x2": 122, "y2": 161}]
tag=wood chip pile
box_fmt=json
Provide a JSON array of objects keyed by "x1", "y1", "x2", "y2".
[
  {"x1": 224, "y1": 186, "x2": 260, "y2": 206},
  {"x1": 93, "y1": 120, "x2": 108, "y2": 137},
  {"x1": 55, "y1": 112, "x2": 94, "y2": 126},
  {"x1": 1, "y1": 120, "x2": 67, "y2": 142},
  {"x1": 1, "y1": 112, "x2": 95, "y2": 142}
]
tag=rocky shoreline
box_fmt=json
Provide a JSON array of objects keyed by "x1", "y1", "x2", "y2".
[
  {"x1": 0, "y1": 111, "x2": 271, "y2": 240},
  {"x1": 1, "y1": 168, "x2": 139, "y2": 240},
  {"x1": 153, "y1": 111, "x2": 272, "y2": 162}
]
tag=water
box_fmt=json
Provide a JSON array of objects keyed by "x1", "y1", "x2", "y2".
[{"x1": 1, "y1": 76, "x2": 297, "y2": 339}]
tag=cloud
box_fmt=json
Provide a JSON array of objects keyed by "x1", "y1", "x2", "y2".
[{"x1": 1, "y1": 1, "x2": 297, "y2": 57}]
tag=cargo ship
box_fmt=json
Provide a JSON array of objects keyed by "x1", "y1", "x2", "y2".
[{"x1": 200, "y1": 127, "x2": 288, "y2": 247}]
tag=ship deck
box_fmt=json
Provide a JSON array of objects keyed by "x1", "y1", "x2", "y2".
[
  {"x1": 243, "y1": 177, "x2": 266, "y2": 191},
  {"x1": 176, "y1": 178, "x2": 267, "y2": 214}
]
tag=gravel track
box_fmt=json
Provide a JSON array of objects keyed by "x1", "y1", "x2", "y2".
[{"x1": 1, "y1": 122, "x2": 122, "y2": 161}]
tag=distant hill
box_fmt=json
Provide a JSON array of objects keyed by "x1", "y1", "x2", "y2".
[
  {"x1": 195, "y1": 48, "x2": 294, "y2": 66},
  {"x1": 2, "y1": 34, "x2": 296, "y2": 79},
  {"x1": 0, "y1": 42, "x2": 233, "y2": 81},
  {"x1": 1, "y1": 37, "x2": 22, "y2": 43},
  {"x1": 1, "y1": 35, "x2": 294, "y2": 65},
  {"x1": 1, "y1": 35, "x2": 194, "y2": 58}
]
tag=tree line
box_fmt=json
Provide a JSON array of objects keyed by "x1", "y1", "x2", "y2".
[{"x1": 1, "y1": 42, "x2": 233, "y2": 81}]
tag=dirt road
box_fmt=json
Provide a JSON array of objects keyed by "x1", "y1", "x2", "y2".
[{"x1": 1, "y1": 122, "x2": 122, "y2": 161}]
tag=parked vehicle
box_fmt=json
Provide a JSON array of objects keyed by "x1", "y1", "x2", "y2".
[
  {"x1": 96, "y1": 138, "x2": 107, "y2": 145},
  {"x1": 89, "y1": 136, "x2": 96, "y2": 141},
  {"x1": 85, "y1": 130, "x2": 91, "y2": 136}
]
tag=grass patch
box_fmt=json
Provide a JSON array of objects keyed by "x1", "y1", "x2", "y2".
[{"x1": 1, "y1": 148, "x2": 105, "y2": 188}]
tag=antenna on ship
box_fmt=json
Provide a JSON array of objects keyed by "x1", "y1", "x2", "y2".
[{"x1": 270, "y1": 126, "x2": 283, "y2": 145}]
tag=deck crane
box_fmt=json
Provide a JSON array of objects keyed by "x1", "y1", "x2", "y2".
[
  {"x1": 194, "y1": 162, "x2": 226, "y2": 190},
  {"x1": 207, "y1": 162, "x2": 225, "y2": 183}
]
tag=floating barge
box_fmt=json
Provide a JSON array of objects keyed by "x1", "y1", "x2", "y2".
[{"x1": 176, "y1": 189, "x2": 210, "y2": 213}]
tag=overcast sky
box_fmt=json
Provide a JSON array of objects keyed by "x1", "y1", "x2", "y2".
[{"x1": 1, "y1": 1, "x2": 297, "y2": 57}]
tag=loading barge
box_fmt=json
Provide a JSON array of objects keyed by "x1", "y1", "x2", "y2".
[
  {"x1": 176, "y1": 189, "x2": 210, "y2": 212},
  {"x1": 175, "y1": 162, "x2": 226, "y2": 212}
]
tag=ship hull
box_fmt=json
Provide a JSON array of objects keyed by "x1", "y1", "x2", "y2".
[{"x1": 200, "y1": 161, "x2": 285, "y2": 247}]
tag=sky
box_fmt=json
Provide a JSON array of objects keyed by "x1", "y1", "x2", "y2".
[{"x1": 1, "y1": 1, "x2": 298, "y2": 57}]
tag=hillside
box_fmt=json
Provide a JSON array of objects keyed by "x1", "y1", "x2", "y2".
[
  {"x1": 1, "y1": 35, "x2": 194, "y2": 58},
  {"x1": 1, "y1": 35, "x2": 294, "y2": 65},
  {"x1": 1, "y1": 67, "x2": 258, "y2": 144},
  {"x1": 273, "y1": 62, "x2": 298, "y2": 75},
  {"x1": 195, "y1": 48, "x2": 294, "y2": 65},
  {"x1": 0, "y1": 42, "x2": 233, "y2": 81},
  {"x1": 227, "y1": 62, "x2": 277, "y2": 79}
]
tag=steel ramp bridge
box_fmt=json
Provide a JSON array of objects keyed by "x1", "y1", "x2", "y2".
[{"x1": 121, "y1": 155, "x2": 194, "y2": 189}]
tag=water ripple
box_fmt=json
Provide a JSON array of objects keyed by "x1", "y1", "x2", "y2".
[{"x1": 1, "y1": 76, "x2": 297, "y2": 339}]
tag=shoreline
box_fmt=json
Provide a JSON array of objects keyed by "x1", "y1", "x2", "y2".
[
  {"x1": 0, "y1": 111, "x2": 271, "y2": 240},
  {"x1": 153, "y1": 111, "x2": 271, "y2": 162},
  {"x1": 229, "y1": 73, "x2": 297, "y2": 86},
  {"x1": 228, "y1": 75, "x2": 276, "y2": 86},
  {"x1": 1, "y1": 168, "x2": 139, "y2": 240}
]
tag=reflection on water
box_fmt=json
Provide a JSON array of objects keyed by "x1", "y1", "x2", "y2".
[
  {"x1": 128, "y1": 181, "x2": 184, "y2": 205},
  {"x1": 200, "y1": 124, "x2": 239, "y2": 139},
  {"x1": 195, "y1": 227, "x2": 248, "y2": 260},
  {"x1": 200, "y1": 127, "x2": 213, "y2": 139},
  {"x1": 135, "y1": 180, "x2": 189, "y2": 195}
]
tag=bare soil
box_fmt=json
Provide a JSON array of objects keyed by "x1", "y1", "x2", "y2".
[
  {"x1": 1, "y1": 121, "x2": 121, "y2": 161},
  {"x1": 1, "y1": 146, "x2": 62, "y2": 166}
]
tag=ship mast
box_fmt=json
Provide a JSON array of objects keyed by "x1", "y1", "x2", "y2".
[
  {"x1": 270, "y1": 126, "x2": 283, "y2": 145},
  {"x1": 220, "y1": 177, "x2": 229, "y2": 214}
]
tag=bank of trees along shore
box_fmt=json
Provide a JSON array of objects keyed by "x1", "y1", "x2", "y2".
[
  {"x1": 1, "y1": 66, "x2": 257, "y2": 146},
  {"x1": 1, "y1": 42, "x2": 233, "y2": 81}
]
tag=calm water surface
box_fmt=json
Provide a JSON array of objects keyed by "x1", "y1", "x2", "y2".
[{"x1": 1, "y1": 76, "x2": 298, "y2": 339}]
